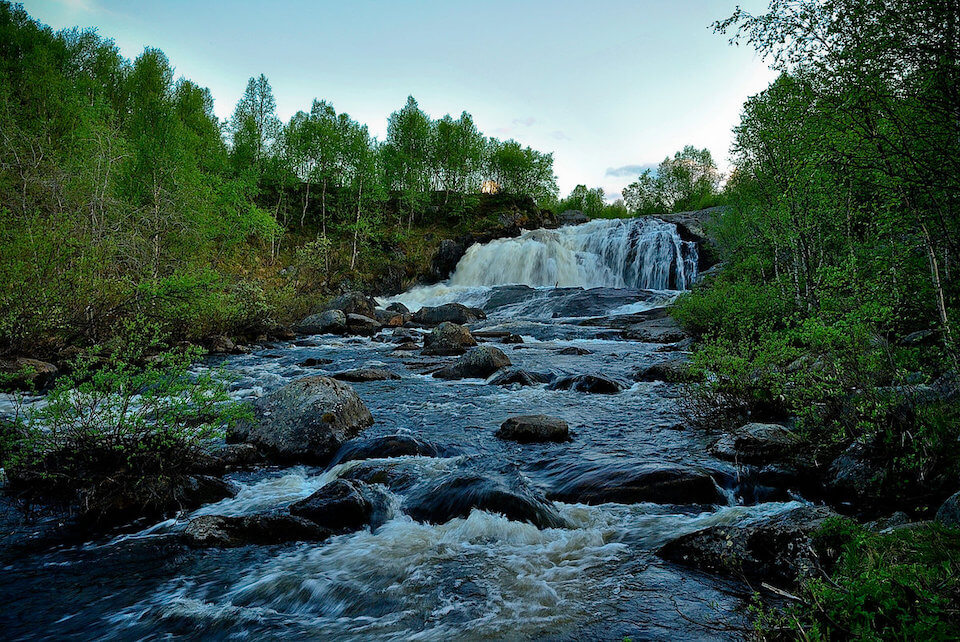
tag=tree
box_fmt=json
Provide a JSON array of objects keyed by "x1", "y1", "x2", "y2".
[
  {"x1": 229, "y1": 74, "x2": 281, "y2": 178},
  {"x1": 622, "y1": 145, "x2": 721, "y2": 214},
  {"x1": 382, "y1": 95, "x2": 433, "y2": 226}
]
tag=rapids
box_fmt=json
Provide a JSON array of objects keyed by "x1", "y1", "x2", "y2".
[{"x1": 0, "y1": 218, "x2": 804, "y2": 641}]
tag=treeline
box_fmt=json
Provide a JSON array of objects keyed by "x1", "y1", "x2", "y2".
[
  {"x1": 0, "y1": 2, "x2": 557, "y2": 357},
  {"x1": 673, "y1": 0, "x2": 960, "y2": 637}
]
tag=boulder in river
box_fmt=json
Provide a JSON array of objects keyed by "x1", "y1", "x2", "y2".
[
  {"x1": 433, "y1": 346, "x2": 511, "y2": 380},
  {"x1": 403, "y1": 473, "x2": 565, "y2": 529},
  {"x1": 228, "y1": 376, "x2": 374, "y2": 464},
  {"x1": 0, "y1": 357, "x2": 58, "y2": 391},
  {"x1": 658, "y1": 505, "x2": 838, "y2": 585},
  {"x1": 496, "y1": 415, "x2": 570, "y2": 443},
  {"x1": 321, "y1": 291, "x2": 377, "y2": 318},
  {"x1": 295, "y1": 309, "x2": 347, "y2": 335},
  {"x1": 557, "y1": 346, "x2": 592, "y2": 356},
  {"x1": 183, "y1": 513, "x2": 331, "y2": 548},
  {"x1": 936, "y1": 490, "x2": 960, "y2": 528},
  {"x1": 386, "y1": 302, "x2": 410, "y2": 315},
  {"x1": 632, "y1": 359, "x2": 699, "y2": 383},
  {"x1": 622, "y1": 317, "x2": 687, "y2": 343},
  {"x1": 289, "y1": 479, "x2": 391, "y2": 533},
  {"x1": 373, "y1": 308, "x2": 407, "y2": 327},
  {"x1": 331, "y1": 433, "x2": 443, "y2": 464},
  {"x1": 422, "y1": 322, "x2": 477, "y2": 356},
  {"x1": 547, "y1": 374, "x2": 626, "y2": 394},
  {"x1": 346, "y1": 313, "x2": 382, "y2": 336},
  {"x1": 412, "y1": 302, "x2": 486, "y2": 326},
  {"x1": 501, "y1": 333, "x2": 524, "y2": 344},
  {"x1": 487, "y1": 367, "x2": 552, "y2": 387},
  {"x1": 332, "y1": 368, "x2": 400, "y2": 382},
  {"x1": 710, "y1": 423, "x2": 803, "y2": 464},
  {"x1": 546, "y1": 464, "x2": 726, "y2": 505}
]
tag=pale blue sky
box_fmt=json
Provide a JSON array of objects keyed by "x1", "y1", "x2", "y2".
[{"x1": 23, "y1": 0, "x2": 777, "y2": 199}]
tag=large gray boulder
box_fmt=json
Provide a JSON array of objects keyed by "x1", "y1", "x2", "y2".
[
  {"x1": 496, "y1": 415, "x2": 570, "y2": 443},
  {"x1": 228, "y1": 376, "x2": 374, "y2": 464},
  {"x1": 547, "y1": 374, "x2": 626, "y2": 394},
  {"x1": 412, "y1": 302, "x2": 486, "y2": 326},
  {"x1": 295, "y1": 309, "x2": 347, "y2": 335},
  {"x1": 345, "y1": 314, "x2": 382, "y2": 336},
  {"x1": 433, "y1": 346, "x2": 511, "y2": 380},
  {"x1": 547, "y1": 464, "x2": 726, "y2": 505},
  {"x1": 321, "y1": 291, "x2": 377, "y2": 318},
  {"x1": 422, "y1": 322, "x2": 477, "y2": 356},
  {"x1": 711, "y1": 423, "x2": 803, "y2": 464},
  {"x1": 658, "y1": 505, "x2": 837, "y2": 584}
]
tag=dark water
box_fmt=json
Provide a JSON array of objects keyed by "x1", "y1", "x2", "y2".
[{"x1": 0, "y1": 222, "x2": 803, "y2": 640}]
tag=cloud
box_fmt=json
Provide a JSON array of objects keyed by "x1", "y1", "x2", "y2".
[
  {"x1": 53, "y1": 0, "x2": 97, "y2": 10},
  {"x1": 605, "y1": 163, "x2": 656, "y2": 178},
  {"x1": 604, "y1": 190, "x2": 623, "y2": 202},
  {"x1": 512, "y1": 117, "x2": 536, "y2": 127},
  {"x1": 550, "y1": 130, "x2": 571, "y2": 141}
]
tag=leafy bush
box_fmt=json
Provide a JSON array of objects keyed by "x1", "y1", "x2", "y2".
[{"x1": 2, "y1": 337, "x2": 249, "y2": 520}]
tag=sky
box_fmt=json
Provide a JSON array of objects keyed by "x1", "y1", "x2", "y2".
[{"x1": 22, "y1": 0, "x2": 778, "y2": 200}]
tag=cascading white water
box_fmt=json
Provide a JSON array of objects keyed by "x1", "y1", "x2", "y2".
[{"x1": 449, "y1": 218, "x2": 698, "y2": 291}]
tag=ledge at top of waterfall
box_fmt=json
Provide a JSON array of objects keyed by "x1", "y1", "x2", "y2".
[{"x1": 386, "y1": 217, "x2": 699, "y2": 317}]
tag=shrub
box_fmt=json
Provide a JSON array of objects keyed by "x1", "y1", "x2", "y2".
[{"x1": 2, "y1": 337, "x2": 249, "y2": 520}]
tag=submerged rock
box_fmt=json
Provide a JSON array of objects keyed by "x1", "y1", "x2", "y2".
[
  {"x1": 547, "y1": 374, "x2": 626, "y2": 394},
  {"x1": 331, "y1": 433, "x2": 443, "y2": 464},
  {"x1": 403, "y1": 474, "x2": 565, "y2": 529},
  {"x1": 412, "y1": 302, "x2": 486, "y2": 326},
  {"x1": 422, "y1": 322, "x2": 477, "y2": 356},
  {"x1": 487, "y1": 368, "x2": 552, "y2": 387},
  {"x1": 295, "y1": 309, "x2": 347, "y2": 335},
  {"x1": 183, "y1": 513, "x2": 330, "y2": 548},
  {"x1": 298, "y1": 357, "x2": 333, "y2": 367},
  {"x1": 332, "y1": 368, "x2": 400, "y2": 382},
  {"x1": 289, "y1": 479, "x2": 390, "y2": 532},
  {"x1": 710, "y1": 423, "x2": 802, "y2": 464},
  {"x1": 547, "y1": 464, "x2": 726, "y2": 505},
  {"x1": 433, "y1": 346, "x2": 511, "y2": 380},
  {"x1": 228, "y1": 376, "x2": 373, "y2": 464},
  {"x1": 496, "y1": 415, "x2": 570, "y2": 443},
  {"x1": 658, "y1": 505, "x2": 837, "y2": 584}
]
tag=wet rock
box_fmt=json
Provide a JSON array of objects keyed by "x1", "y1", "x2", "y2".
[
  {"x1": 496, "y1": 415, "x2": 570, "y2": 443},
  {"x1": 331, "y1": 434, "x2": 443, "y2": 464},
  {"x1": 0, "y1": 357, "x2": 58, "y2": 391},
  {"x1": 557, "y1": 346, "x2": 592, "y2": 356},
  {"x1": 404, "y1": 474, "x2": 565, "y2": 529},
  {"x1": 386, "y1": 302, "x2": 410, "y2": 315},
  {"x1": 332, "y1": 368, "x2": 400, "y2": 382},
  {"x1": 321, "y1": 291, "x2": 377, "y2": 318},
  {"x1": 393, "y1": 341, "x2": 420, "y2": 352},
  {"x1": 430, "y1": 239, "x2": 466, "y2": 282},
  {"x1": 206, "y1": 335, "x2": 237, "y2": 354},
  {"x1": 295, "y1": 309, "x2": 347, "y2": 335},
  {"x1": 422, "y1": 322, "x2": 477, "y2": 356},
  {"x1": 433, "y1": 346, "x2": 512, "y2": 380},
  {"x1": 340, "y1": 459, "x2": 423, "y2": 493},
  {"x1": 204, "y1": 443, "x2": 266, "y2": 471},
  {"x1": 936, "y1": 491, "x2": 960, "y2": 528},
  {"x1": 345, "y1": 313, "x2": 382, "y2": 336},
  {"x1": 373, "y1": 308, "x2": 407, "y2": 327},
  {"x1": 289, "y1": 479, "x2": 390, "y2": 532},
  {"x1": 298, "y1": 357, "x2": 333, "y2": 368},
  {"x1": 826, "y1": 441, "x2": 886, "y2": 505},
  {"x1": 183, "y1": 513, "x2": 330, "y2": 548},
  {"x1": 558, "y1": 209, "x2": 589, "y2": 226},
  {"x1": 658, "y1": 505, "x2": 837, "y2": 584},
  {"x1": 632, "y1": 359, "x2": 699, "y2": 383},
  {"x1": 866, "y1": 511, "x2": 913, "y2": 532},
  {"x1": 710, "y1": 423, "x2": 802, "y2": 464},
  {"x1": 487, "y1": 368, "x2": 552, "y2": 387},
  {"x1": 502, "y1": 334, "x2": 525, "y2": 344},
  {"x1": 228, "y1": 376, "x2": 374, "y2": 464},
  {"x1": 547, "y1": 464, "x2": 726, "y2": 505},
  {"x1": 178, "y1": 475, "x2": 239, "y2": 509},
  {"x1": 412, "y1": 302, "x2": 486, "y2": 326},
  {"x1": 547, "y1": 374, "x2": 626, "y2": 394},
  {"x1": 622, "y1": 317, "x2": 687, "y2": 343}
]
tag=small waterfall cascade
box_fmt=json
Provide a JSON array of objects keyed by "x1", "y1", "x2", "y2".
[{"x1": 448, "y1": 217, "x2": 698, "y2": 291}]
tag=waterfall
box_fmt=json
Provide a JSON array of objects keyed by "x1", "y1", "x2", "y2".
[{"x1": 449, "y1": 217, "x2": 698, "y2": 290}]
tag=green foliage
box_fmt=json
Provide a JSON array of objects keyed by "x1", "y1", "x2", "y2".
[
  {"x1": 622, "y1": 146, "x2": 722, "y2": 214},
  {"x1": 2, "y1": 325, "x2": 249, "y2": 519},
  {"x1": 553, "y1": 184, "x2": 631, "y2": 219},
  {"x1": 754, "y1": 518, "x2": 960, "y2": 640}
]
